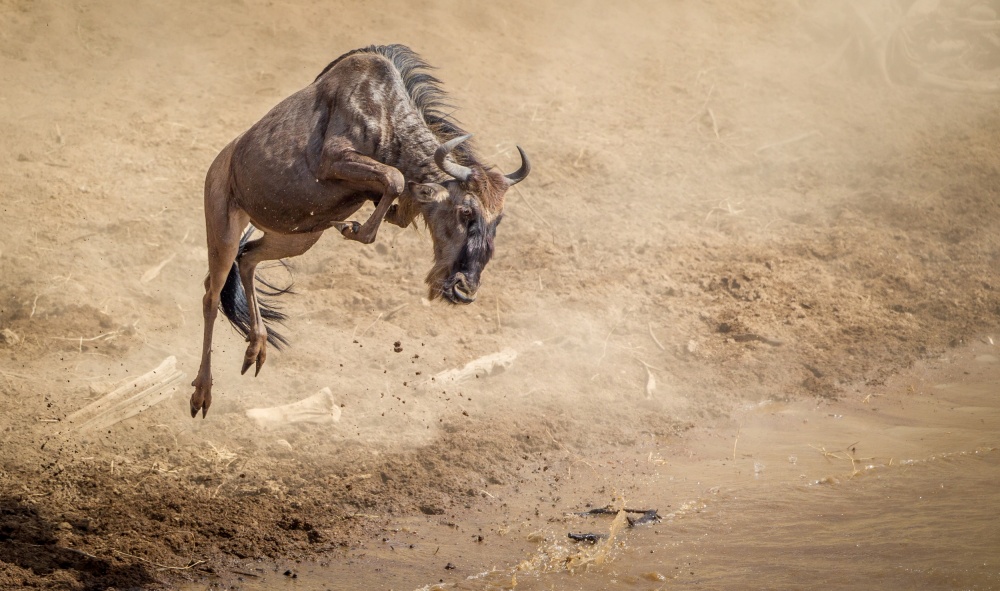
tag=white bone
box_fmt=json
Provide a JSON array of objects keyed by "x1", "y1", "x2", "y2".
[
  {"x1": 246, "y1": 387, "x2": 341, "y2": 428},
  {"x1": 430, "y1": 348, "x2": 517, "y2": 384},
  {"x1": 67, "y1": 356, "x2": 184, "y2": 433}
]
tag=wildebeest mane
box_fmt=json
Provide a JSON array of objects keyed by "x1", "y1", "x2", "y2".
[{"x1": 315, "y1": 44, "x2": 476, "y2": 166}]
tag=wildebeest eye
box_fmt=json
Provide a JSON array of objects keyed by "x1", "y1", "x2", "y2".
[{"x1": 457, "y1": 205, "x2": 474, "y2": 221}]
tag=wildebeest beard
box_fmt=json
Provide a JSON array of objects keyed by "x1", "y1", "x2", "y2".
[{"x1": 426, "y1": 211, "x2": 502, "y2": 304}]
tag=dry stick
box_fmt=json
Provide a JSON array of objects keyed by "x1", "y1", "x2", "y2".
[
  {"x1": 383, "y1": 303, "x2": 408, "y2": 321},
  {"x1": 647, "y1": 323, "x2": 666, "y2": 351},
  {"x1": 687, "y1": 83, "x2": 716, "y2": 123},
  {"x1": 112, "y1": 549, "x2": 206, "y2": 572},
  {"x1": 707, "y1": 107, "x2": 720, "y2": 139},
  {"x1": 755, "y1": 130, "x2": 820, "y2": 155},
  {"x1": 597, "y1": 312, "x2": 631, "y2": 365},
  {"x1": 495, "y1": 296, "x2": 502, "y2": 332},
  {"x1": 733, "y1": 422, "x2": 742, "y2": 462},
  {"x1": 51, "y1": 330, "x2": 122, "y2": 343},
  {"x1": 359, "y1": 312, "x2": 383, "y2": 337},
  {"x1": 27, "y1": 543, "x2": 99, "y2": 561},
  {"x1": 512, "y1": 186, "x2": 554, "y2": 231},
  {"x1": 0, "y1": 369, "x2": 32, "y2": 379}
]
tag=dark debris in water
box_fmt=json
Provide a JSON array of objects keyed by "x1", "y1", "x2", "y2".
[
  {"x1": 575, "y1": 505, "x2": 661, "y2": 526},
  {"x1": 568, "y1": 505, "x2": 661, "y2": 543},
  {"x1": 567, "y1": 532, "x2": 607, "y2": 544}
]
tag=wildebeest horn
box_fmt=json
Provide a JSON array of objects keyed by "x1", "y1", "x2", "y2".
[
  {"x1": 504, "y1": 146, "x2": 531, "y2": 186},
  {"x1": 435, "y1": 134, "x2": 474, "y2": 182}
]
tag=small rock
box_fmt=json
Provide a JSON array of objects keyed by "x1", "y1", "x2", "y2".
[
  {"x1": 0, "y1": 328, "x2": 20, "y2": 346},
  {"x1": 444, "y1": 563, "x2": 456, "y2": 570}
]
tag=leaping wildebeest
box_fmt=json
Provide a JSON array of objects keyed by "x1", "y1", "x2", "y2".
[{"x1": 190, "y1": 44, "x2": 530, "y2": 418}]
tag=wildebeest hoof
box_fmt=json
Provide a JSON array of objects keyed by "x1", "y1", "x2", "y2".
[
  {"x1": 334, "y1": 221, "x2": 362, "y2": 238},
  {"x1": 242, "y1": 341, "x2": 267, "y2": 377},
  {"x1": 190, "y1": 378, "x2": 212, "y2": 419}
]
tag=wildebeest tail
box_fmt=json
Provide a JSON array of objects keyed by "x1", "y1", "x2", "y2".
[{"x1": 218, "y1": 226, "x2": 292, "y2": 349}]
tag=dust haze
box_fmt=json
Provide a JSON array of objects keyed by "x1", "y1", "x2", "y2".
[{"x1": 1, "y1": 1, "x2": 999, "y2": 589}]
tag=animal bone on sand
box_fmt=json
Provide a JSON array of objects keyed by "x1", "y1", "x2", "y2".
[
  {"x1": 245, "y1": 387, "x2": 342, "y2": 428},
  {"x1": 431, "y1": 347, "x2": 517, "y2": 384}
]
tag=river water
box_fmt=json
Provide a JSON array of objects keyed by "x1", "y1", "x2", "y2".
[{"x1": 183, "y1": 344, "x2": 1000, "y2": 590}]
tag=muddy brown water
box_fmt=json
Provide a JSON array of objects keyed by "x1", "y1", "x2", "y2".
[{"x1": 181, "y1": 349, "x2": 1000, "y2": 591}]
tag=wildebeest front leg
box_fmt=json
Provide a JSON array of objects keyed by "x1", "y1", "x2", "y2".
[
  {"x1": 385, "y1": 183, "x2": 447, "y2": 228},
  {"x1": 318, "y1": 149, "x2": 404, "y2": 244},
  {"x1": 192, "y1": 158, "x2": 250, "y2": 418}
]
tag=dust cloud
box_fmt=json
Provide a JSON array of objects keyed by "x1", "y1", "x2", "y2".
[{"x1": 1, "y1": 1, "x2": 999, "y2": 589}]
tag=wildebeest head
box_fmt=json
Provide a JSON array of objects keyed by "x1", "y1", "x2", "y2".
[{"x1": 414, "y1": 135, "x2": 530, "y2": 304}]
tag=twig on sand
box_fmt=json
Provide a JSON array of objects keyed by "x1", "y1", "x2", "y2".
[
  {"x1": 707, "y1": 107, "x2": 720, "y2": 139},
  {"x1": 687, "y1": 83, "x2": 716, "y2": 123},
  {"x1": 512, "y1": 186, "x2": 553, "y2": 231},
  {"x1": 647, "y1": 323, "x2": 666, "y2": 351},
  {"x1": 733, "y1": 422, "x2": 742, "y2": 462},
  {"x1": 755, "y1": 130, "x2": 820, "y2": 155},
  {"x1": 27, "y1": 544, "x2": 99, "y2": 561},
  {"x1": 598, "y1": 311, "x2": 631, "y2": 364},
  {"x1": 231, "y1": 570, "x2": 260, "y2": 578},
  {"x1": 383, "y1": 302, "x2": 408, "y2": 320},
  {"x1": 51, "y1": 330, "x2": 122, "y2": 343},
  {"x1": 112, "y1": 549, "x2": 206, "y2": 572},
  {"x1": 358, "y1": 312, "x2": 383, "y2": 337},
  {"x1": 140, "y1": 253, "x2": 177, "y2": 284},
  {"x1": 809, "y1": 443, "x2": 872, "y2": 478}
]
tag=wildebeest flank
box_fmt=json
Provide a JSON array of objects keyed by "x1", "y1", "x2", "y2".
[{"x1": 190, "y1": 44, "x2": 530, "y2": 418}]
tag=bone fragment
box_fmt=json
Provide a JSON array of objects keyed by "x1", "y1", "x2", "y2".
[
  {"x1": 67, "y1": 356, "x2": 185, "y2": 432},
  {"x1": 431, "y1": 348, "x2": 517, "y2": 384},
  {"x1": 644, "y1": 365, "x2": 657, "y2": 399},
  {"x1": 246, "y1": 387, "x2": 341, "y2": 428}
]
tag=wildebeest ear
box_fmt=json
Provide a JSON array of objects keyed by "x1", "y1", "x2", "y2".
[{"x1": 408, "y1": 181, "x2": 448, "y2": 204}]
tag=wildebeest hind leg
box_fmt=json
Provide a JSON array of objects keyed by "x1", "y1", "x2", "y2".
[
  {"x1": 318, "y1": 150, "x2": 404, "y2": 244},
  {"x1": 192, "y1": 189, "x2": 249, "y2": 418},
  {"x1": 236, "y1": 230, "x2": 323, "y2": 376}
]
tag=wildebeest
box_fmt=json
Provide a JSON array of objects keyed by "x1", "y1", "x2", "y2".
[{"x1": 190, "y1": 44, "x2": 530, "y2": 418}]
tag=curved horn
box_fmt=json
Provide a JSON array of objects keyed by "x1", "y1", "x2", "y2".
[
  {"x1": 504, "y1": 146, "x2": 531, "y2": 186},
  {"x1": 435, "y1": 134, "x2": 474, "y2": 182}
]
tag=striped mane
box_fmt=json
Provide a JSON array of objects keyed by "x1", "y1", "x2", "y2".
[{"x1": 315, "y1": 44, "x2": 477, "y2": 167}]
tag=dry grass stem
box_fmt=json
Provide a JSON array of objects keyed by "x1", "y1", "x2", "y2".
[
  {"x1": 512, "y1": 186, "x2": 553, "y2": 231},
  {"x1": 647, "y1": 323, "x2": 666, "y2": 351},
  {"x1": 755, "y1": 130, "x2": 820, "y2": 154},
  {"x1": 707, "y1": 107, "x2": 720, "y2": 138},
  {"x1": 112, "y1": 549, "x2": 206, "y2": 572},
  {"x1": 733, "y1": 422, "x2": 742, "y2": 462}
]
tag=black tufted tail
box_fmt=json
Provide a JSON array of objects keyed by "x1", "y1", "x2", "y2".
[{"x1": 218, "y1": 226, "x2": 292, "y2": 349}]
